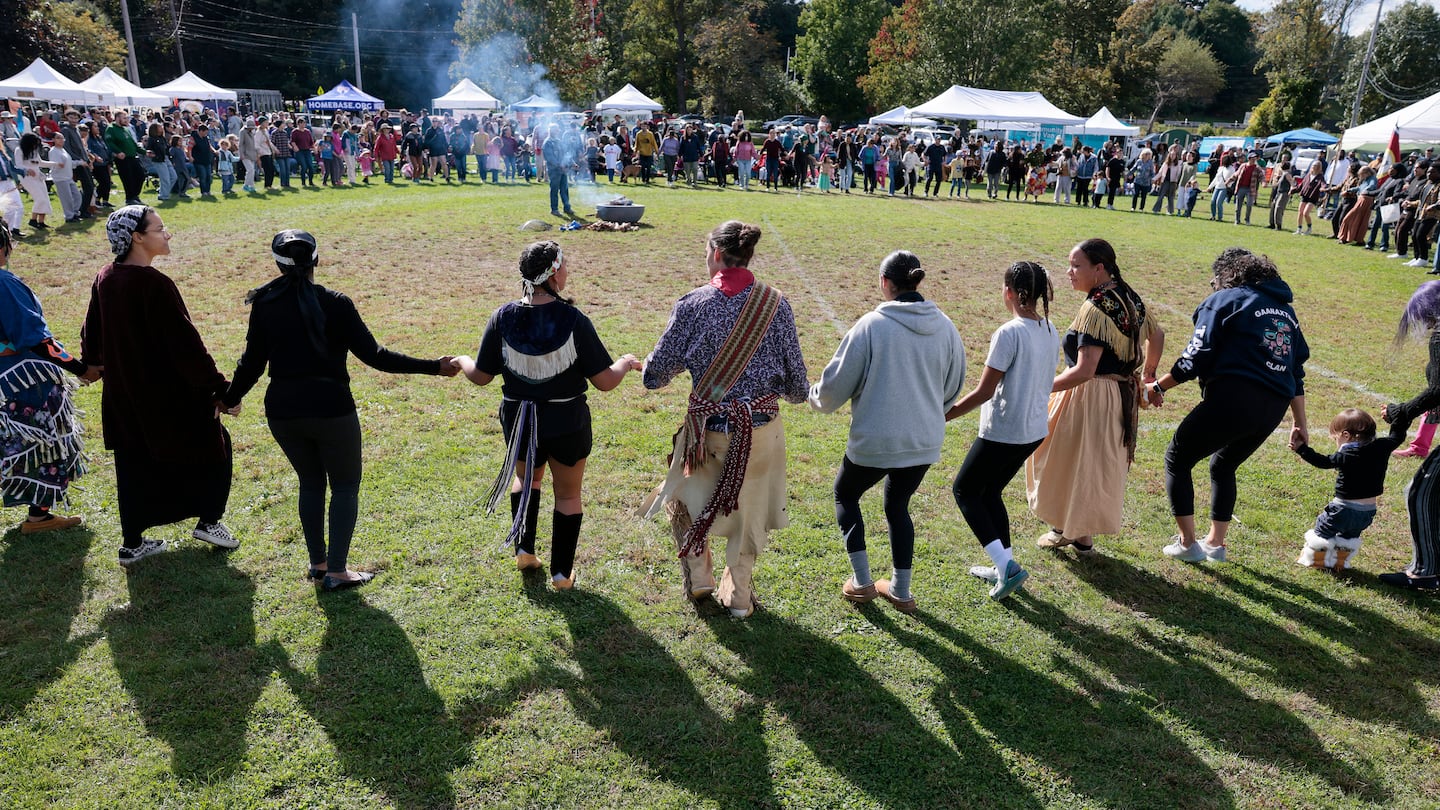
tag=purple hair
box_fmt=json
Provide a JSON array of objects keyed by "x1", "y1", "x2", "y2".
[{"x1": 1397, "y1": 280, "x2": 1440, "y2": 344}]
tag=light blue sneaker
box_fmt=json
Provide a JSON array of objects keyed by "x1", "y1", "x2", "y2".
[{"x1": 988, "y1": 560, "x2": 1029, "y2": 601}]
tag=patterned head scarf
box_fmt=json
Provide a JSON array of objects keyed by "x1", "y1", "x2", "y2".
[{"x1": 106, "y1": 205, "x2": 150, "y2": 257}]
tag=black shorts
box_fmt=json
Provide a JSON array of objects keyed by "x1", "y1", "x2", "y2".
[{"x1": 499, "y1": 399, "x2": 593, "y2": 468}]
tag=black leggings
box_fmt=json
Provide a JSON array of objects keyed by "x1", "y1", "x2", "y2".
[
  {"x1": 1164, "y1": 377, "x2": 1290, "y2": 522},
  {"x1": 953, "y1": 436, "x2": 1044, "y2": 549},
  {"x1": 269, "y1": 412, "x2": 363, "y2": 572},
  {"x1": 1131, "y1": 186, "x2": 1148, "y2": 210},
  {"x1": 833, "y1": 456, "x2": 929, "y2": 570}
]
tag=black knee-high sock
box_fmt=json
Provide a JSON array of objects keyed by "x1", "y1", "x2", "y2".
[
  {"x1": 551, "y1": 511, "x2": 582, "y2": 579},
  {"x1": 509, "y1": 490, "x2": 542, "y2": 554}
]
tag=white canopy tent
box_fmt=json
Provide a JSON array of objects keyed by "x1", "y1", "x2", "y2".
[
  {"x1": 911, "y1": 85, "x2": 1084, "y2": 126},
  {"x1": 147, "y1": 71, "x2": 238, "y2": 101},
  {"x1": 0, "y1": 58, "x2": 111, "y2": 104},
  {"x1": 1064, "y1": 106, "x2": 1139, "y2": 136},
  {"x1": 595, "y1": 83, "x2": 662, "y2": 114},
  {"x1": 1342, "y1": 90, "x2": 1440, "y2": 152},
  {"x1": 868, "y1": 106, "x2": 938, "y2": 127},
  {"x1": 79, "y1": 67, "x2": 168, "y2": 107},
  {"x1": 432, "y1": 78, "x2": 500, "y2": 111}
]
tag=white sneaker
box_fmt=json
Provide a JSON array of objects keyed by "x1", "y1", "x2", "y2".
[
  {"x1": 193, "y1": 520, "x2": 239, "y2": 549},
  {"x1": 1387, "y1": 253, "x2": 1404, "y2": 259},
  {"x1": 118, "y1": 538, "x2": 166, "y2": 567},
  {"x1": 1200, "y1": 542, "x2": 1228, "y2": 562},
  {"x1": 1162, "y1": 536, "x2": 1208, "y2": 562},
  {"x1": 969, "y1": 565, "x2": 999, "y2": 583}
]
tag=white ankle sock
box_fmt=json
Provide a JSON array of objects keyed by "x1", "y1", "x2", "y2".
[{"x1": 983, "y1": 540, "x2": 1013, "y2": 570}]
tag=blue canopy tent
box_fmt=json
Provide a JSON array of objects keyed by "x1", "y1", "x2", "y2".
[
  {"x1": 1262, "y1": 127, "x2": 1338, "y2": 146},
  {"x1": 511, "y1": 94, "x2": 561, "y2": 111},
  {"x1": 306, "y1": 80, "x2": 384, "y2": 111}
]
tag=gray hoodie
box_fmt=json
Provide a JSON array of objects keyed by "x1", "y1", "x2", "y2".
[{"x1": 809, "y1": 297, "x2": 966, "y2": 468}]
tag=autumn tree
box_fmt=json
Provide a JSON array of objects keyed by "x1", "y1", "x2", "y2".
[
  {"x1": 1248, "y1": 0, "x2": 1360, "y2": 131},
  {"x1": 2, "y1": 1, "x2": 127, "y2": 76}
]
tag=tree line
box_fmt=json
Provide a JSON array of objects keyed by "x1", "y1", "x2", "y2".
[{"x1": 9, "y1": 0, "x2": 1440, "y2": 135}]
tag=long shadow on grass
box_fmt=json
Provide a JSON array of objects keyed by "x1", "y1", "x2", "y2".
[
  {"x1": 104, "y1": 548, "x2": 273, "y2": 779},
  {"x1": 1059, "y1": 557, "x2": 1389, "y2": 801},
  {"x1": 1209, "y1": 567, "x2": 1440, "y2": 741},
  {"x1": 865, "y1": 606, "x2": 1228, "y2": 809},
  {"x1": 530, "y1": 589, "x2": 777, "y2": 809},
  {"x1": 274, "y1": 590, "x2": 470, "y2": 810},
  {"x1": 705, "y1": 611, "x2": 1022, "y2": 809},
  {"x1": 0, "y1": 529, "x2": 98, "y2": 719}
]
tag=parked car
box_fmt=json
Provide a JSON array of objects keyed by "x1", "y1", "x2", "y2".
[
  {"x1": 1292, "y1": 147, "x2": 1324, "y2": 177},
  {"x1": 762, "y1": 114, "x2": 806, "y2": 130}
]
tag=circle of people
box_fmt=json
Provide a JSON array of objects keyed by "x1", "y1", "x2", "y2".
[{"x1": 2, "y1": 209, "x2": 1438, "y2": 605}]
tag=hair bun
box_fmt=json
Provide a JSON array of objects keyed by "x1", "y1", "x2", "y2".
[
  {"x1": 906, "y1": 267, "x2": 925, "y2": 282},
  {"x1": 739, "y1": 224, "x2": 762, "y2": 249}
]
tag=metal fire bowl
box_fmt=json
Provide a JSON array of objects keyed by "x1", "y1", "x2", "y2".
[{"x1": 595, "y1": 204, "x2": 645, "y2": 224}]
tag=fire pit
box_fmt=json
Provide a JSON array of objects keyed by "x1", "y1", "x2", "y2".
[{"x1": 595, "y1": 197, "x2": 645, "y2": 224}]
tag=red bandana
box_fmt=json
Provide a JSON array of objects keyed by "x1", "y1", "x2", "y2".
[{"x1": 709, "y1": 266, "x2": 755, "y2": 296}]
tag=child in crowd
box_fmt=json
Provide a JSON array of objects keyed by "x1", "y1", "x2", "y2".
[
  {"x1": 318, "y1": 135, "x2": 335, "y2": 185},
  {"x1": 818, "y1": 155, "x2": 833, "y2": 193},
  {"x1": 948, "y1": 261, "x2": 1060, "y2": 600},
  {"x1": 218, "y1": 136, "x2": 237, "y2": 194},
  {"x1": 1289, "y1": 408, "x2": 1406, "y2": 570},
  {"x1": 1024, "y1": 163, "x2": 1047, "y2": 202},
  {"x1": 1181, "y1": 178, "x2": 1200, "y2": 217},
  {"x1": 948, "y1": 151, "x2": 965, "y2": 197},
  {"x1": 602, "y1": 136, "x2": 621, "y2": 183},
  {"x1": 358, "y1": 148, "x2": 374, "y2": 183},
  {"x1": 1092, "y1": 174, "x2": 1108, "y2": 208}
]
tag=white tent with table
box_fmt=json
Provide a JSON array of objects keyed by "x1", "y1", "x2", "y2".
[
  {"x1": 594, "y1": 83, "x2": 662, "y2": 114},
  {"x1": 79, "y1": 67, "x2": 169, "y2": 107},
  {"x1": 0, "y1": 58, "x2": 112, "y2": 104},
  {"x1": 912, "y1": 85, "x2": 1084, "y2": 126},
  {"x1": 868, "y1": 106, "x2": 938, "y2": 127},
  {"x1": 1341, "y1": 90, "x2": 1440, "y2": 152},
  {"x1": 1064, "y1": 106, "x2": 1140, "y2": 136},
  {"x1": 432, "y1": 79, "x2": 500, "y2": 112},
  {"x1": 147, "y1": 71, "x2": 238, "y2": 102}
]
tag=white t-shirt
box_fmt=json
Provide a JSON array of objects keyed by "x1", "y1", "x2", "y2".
[
  {"x1": 603, "y1": 143, "x2": 621, "y2": 170},
  {"x1": 1326, "y1": 158, "x2": 1351, "y2": 186},
  {"x1": 979, "y1": 316, "x2": 1061, "y2": 444}
]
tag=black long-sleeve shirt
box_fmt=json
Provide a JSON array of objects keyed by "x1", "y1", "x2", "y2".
[
  {"x1": 1387, "y1": 329, "x2": 1440, "y2": 431},
  {"x1": 224, "y1": 284, "x2": 441, "y2": 419},
  {"x1": 1294, "y1": 421, "x2": 1406, "y2": 499}
]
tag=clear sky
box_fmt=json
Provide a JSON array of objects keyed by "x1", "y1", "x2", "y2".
[{"x1": 1233, "y1": 0, "x2": 1432, "y2": 32}]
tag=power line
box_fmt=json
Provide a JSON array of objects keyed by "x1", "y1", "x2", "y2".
[{"x1": 186, "y1": 0, "x2": 457, "y2": 36}]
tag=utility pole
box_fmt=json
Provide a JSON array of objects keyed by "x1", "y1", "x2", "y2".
[
  {"x1": 167, "y1": 0, "x2": 187, "y2": 73},
  {"x1": 118, "y1": 0, "x2": 141, "y2": 83},
  {"x1": 353, "y1": 13, "x2": 363, "y2": 90},
  {"x1": 1350, "y1": 0, "x2": 1385, "y2": 128}
]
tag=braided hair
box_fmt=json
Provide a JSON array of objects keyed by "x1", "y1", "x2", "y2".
[
  {"x1": 1003, "y1": 260, "x2": 1053, "y2": 323},
  {"x1": 519, "y1": 240, "x2": 573, "y2": 305}
]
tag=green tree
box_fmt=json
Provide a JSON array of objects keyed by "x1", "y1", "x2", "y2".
[
  {"x1": 1337, "y1": 1, "x2": 1440, "y2": 123},
  {"x1": 1251, "y1": 0, "x2": 1360, "y2": 124},
  {"x1": 692, "y1": 11, "x2": 782, "y2": 115},
  {"x1": 2, "y1": 0, "x2": 127, "y2": 76},
  {"x1": 793, "y1": 0, "x2": 890, "y2": 121},
  {"x1": 860, "y1": 0, "x2": 1053, "y2": 112},
  {"x1": 1139, "y1": 32, "x2": 1225, "y2": 129},
  {"x1": 1246, "y1": 76, "x2": 1324, "y2": 134}
]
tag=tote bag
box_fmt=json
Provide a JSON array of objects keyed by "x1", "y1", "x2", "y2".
[{"x1": 1381, "y1": 202, "x2": 1403, "y2": 224}]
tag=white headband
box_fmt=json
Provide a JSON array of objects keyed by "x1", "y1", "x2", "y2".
[{"x1": 523, "y1": 248, "x2": 562, "y2": 295}]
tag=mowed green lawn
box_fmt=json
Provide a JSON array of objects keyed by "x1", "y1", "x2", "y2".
[{"x1": 2, "y1": 177, "x2": 1438, "y2": 809}]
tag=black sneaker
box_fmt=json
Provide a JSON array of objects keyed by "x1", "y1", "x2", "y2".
[
  {"x1": 118, "y1": 538, "x2": 166, "y2": 567},
  {"x1": 193, "y1": 520, "x2": 238, "y2": 549}
]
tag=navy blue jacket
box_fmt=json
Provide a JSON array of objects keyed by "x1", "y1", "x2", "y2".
[{"x1": 1170, "y1": 277, "x2": 1308, "y2": 399}]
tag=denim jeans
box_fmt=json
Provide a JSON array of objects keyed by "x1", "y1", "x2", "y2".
[
  {"x1": 153, "y1": 161, "x2": 176, "y2": 200},
  {"x1": 295, "y1": 151, "x2": 315, "y2": 185},
  {"x1": 276, "y1": 155, "x2": 291, "y2": 187},
  {"x1": 1210, "y1": 187, "x2": 1228, "y2": 220},
  {"x1": 195, "y1": 162, "x2": 213, "y2": 195},
  {"x1": 382, "y1": 159, "x2": 394, "y2": 183},
  {"x1": 220, "y1": 170, "x2": 234, "y2": 194},
  {"x1": 1232, "y1": 188, "x2": 1253, "y2": 223},
  {"x1": 548, "y1": 170, "x2": 570, "y2": 213}
]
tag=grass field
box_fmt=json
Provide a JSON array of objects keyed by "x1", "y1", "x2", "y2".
[{"x1": 2, "y1": 177, "x2": 1438, "y2": 809}]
